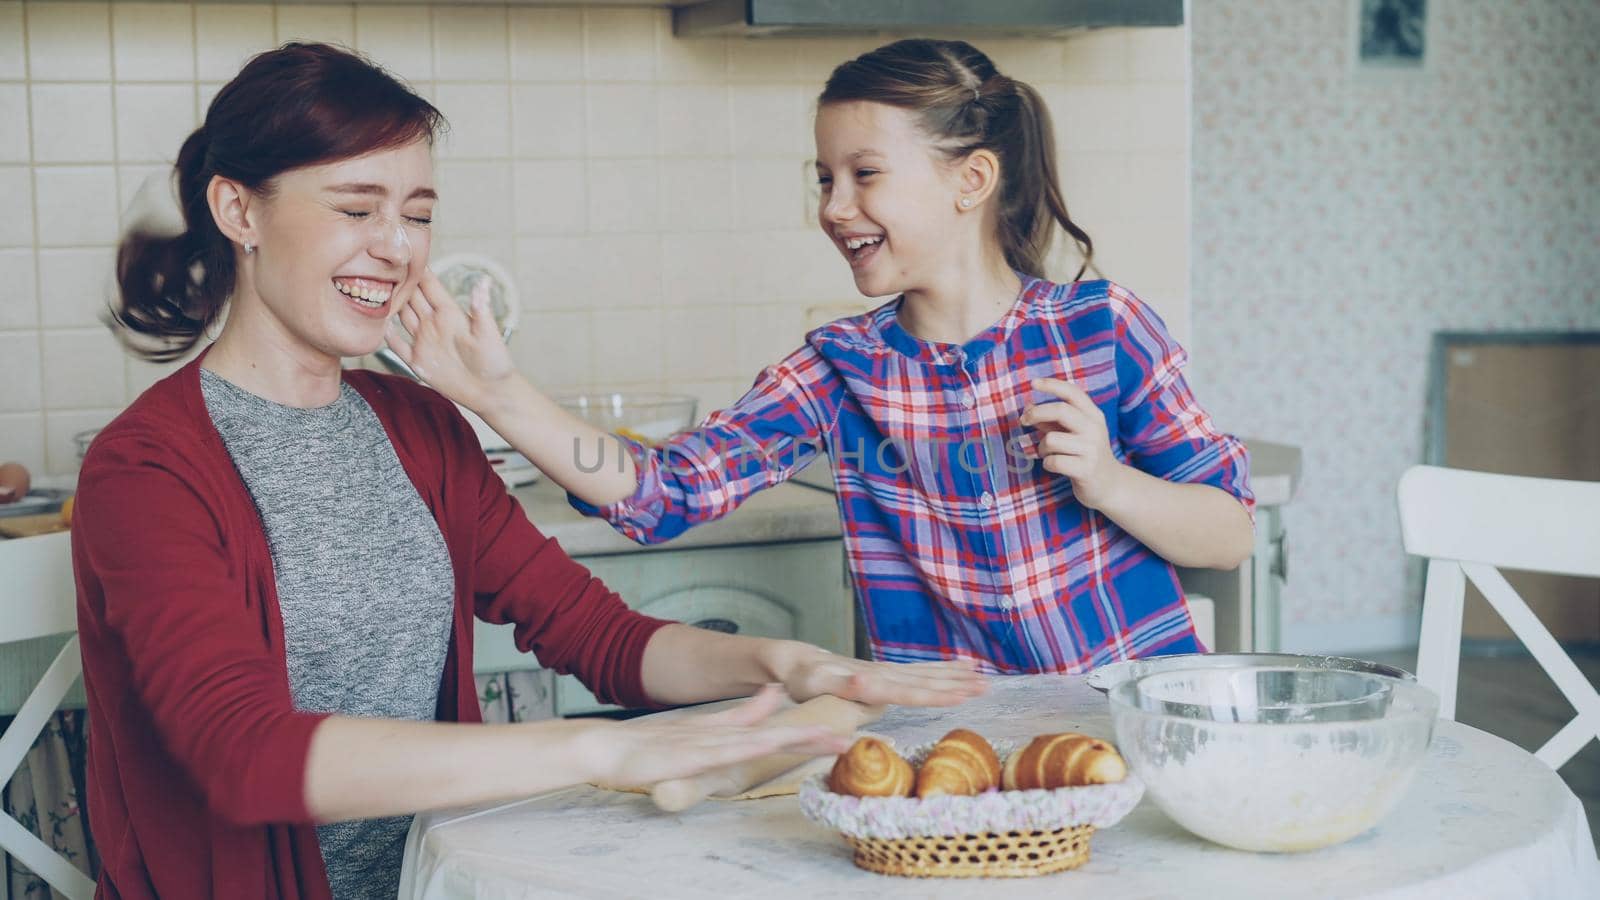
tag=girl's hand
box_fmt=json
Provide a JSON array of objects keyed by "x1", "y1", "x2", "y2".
[
  {"x1": 1021, "y1": 378, "x2": 1129, "y2": 512},
  {"x1": 385, "y1": 269, "x2": 520, "y2": 411},
  {"x1": 585, "y1": 685, "x2": 851, "y2": 788},
  {"x1": 779, "y1": 648, "x2": 988, "y2": 708}
]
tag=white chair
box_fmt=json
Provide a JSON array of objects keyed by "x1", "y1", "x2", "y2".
[
  {"x1": 0, "y1": 531, "x2": 95, "y2": 899},
  {"x1": 1397, "y1": 465, "x2": 1600, "y2": 771}
]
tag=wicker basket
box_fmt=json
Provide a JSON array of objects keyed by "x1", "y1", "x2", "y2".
[
  {"x1": 845, "y1": 824, "x2": 1095, "y2": 878},
  {"x1": 798, "y1": 737, "x2": 1144, "y2": 879}
]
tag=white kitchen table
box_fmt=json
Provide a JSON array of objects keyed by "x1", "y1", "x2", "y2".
[{"x1": 399, "y1": 675, "x2": 1600, "y2": 899}]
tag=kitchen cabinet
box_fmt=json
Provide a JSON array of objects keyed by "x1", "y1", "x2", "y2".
[
  {"x1": 1176, "y1": 501, "x2": 1288, "y2": 652},
  {"x1": 473, "y1": 477, "x2": 853, "y2": 717},
  {"x1": 1174, "y1": 440, "x2": 1298, "y2": 653}
]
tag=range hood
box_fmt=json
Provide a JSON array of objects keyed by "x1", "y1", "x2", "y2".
[{"x1": 674, "y1": 0, "x2": 1184, "y2": 38}]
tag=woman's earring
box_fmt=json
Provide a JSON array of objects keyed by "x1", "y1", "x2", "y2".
[
  {"x1": 243, "y1": 241, "x2": 255, "y2": 254},
  {"x1": 959, "y1": 197, "x2": 974, "y2": 209}
]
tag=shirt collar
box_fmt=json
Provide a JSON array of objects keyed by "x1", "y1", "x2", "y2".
[{"x1": 875, "y1": 273, "x2": 1046, "y2": 366}]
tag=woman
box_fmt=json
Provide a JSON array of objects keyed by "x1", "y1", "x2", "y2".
[{"x1": 74, "y1": 43, "x2": 983, "y2": 900}]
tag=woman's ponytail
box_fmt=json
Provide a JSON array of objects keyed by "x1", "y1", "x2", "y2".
[{"x1": 111, "y1": 126, "x2": 235, "y2": 362}]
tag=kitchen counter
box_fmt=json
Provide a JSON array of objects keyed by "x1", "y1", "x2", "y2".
[
  {"x1": 1243, "y1": 438, "x2": 1300, "y2": 507},
  {"x1": 512, "y1": 473, "x2": 842, "y2": 557}
]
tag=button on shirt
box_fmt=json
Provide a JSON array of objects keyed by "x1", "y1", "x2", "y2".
[{"x1": 575, "y1": 278, "x2": 1254, "y2": 674}]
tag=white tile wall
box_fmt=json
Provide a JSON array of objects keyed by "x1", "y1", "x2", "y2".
[
  {"x1": 0, "y1": 249, "x2": 37, "y2": 329},
  {"x1": 0, "y1": 167, "x2": 34, "y2": 247},
  {"x1": 194, "y1": 4, "x2": 272, "y2": 81},
  {"x1": 41, "y1": 328, "x2": 125, "y2": 409},
  {"x1": 38, "y1": 248, "x2": 117, "y2": 328},
  {"x1": 433, "y1": 6, "x2": 508, "y2": 81},
  {"x1": 511, "y1": 83, "x2": 585, "y2": 158},
  {"x1": 0, "y1": 1, "x2": 1188, "y2": 475},
  {"x1": 0, "y1": 4, "x2": 25, "y2": 82},
  {"x1": 0, "y1": 413, "x2": 44, "y2": 474},
  {"x1": 34, "y1": 167, "x2": 120, "y2": 245},
  {"x1": 513, "y1": 159, "x2": 587, "y2": 234},
  {"x1": 275, "y1": 5, "x2": 353, "y2": 47},
  {"x1": 114, "y1": 84, "x2": 198, "y2": 163},
  {"x1": 26, "y1": 2, "x2": 111, "y2": 82},
  {"x1": 354, "y1": 5, "x2": 433, "y2": 83},
  {"x1": 0, "y1": 84, "x2": 30, "y2": 163},
  {"x1": 508, "y1": 8, "x2": 583, "y2": 83},
  {"x1": 113, "y1": 3, "x2": 197, "y2": 81},
  {"x1": 31, "y1": 84, "x2": 115, "y2": 163},
  {"x1": 0, "y1": 332, "x2": 43, "y2": 411},
  {"x1": 435, "y1": 83, "x2": 513, "y2": 159}
]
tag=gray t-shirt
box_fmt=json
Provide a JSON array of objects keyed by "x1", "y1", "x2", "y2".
[{"x1": 201, "y1": 369, "x2": 455, "y2": 900}]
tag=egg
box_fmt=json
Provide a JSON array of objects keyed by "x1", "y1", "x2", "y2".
[{"x1": 0, "y1": 461, "x2": 30, "y2": 504}]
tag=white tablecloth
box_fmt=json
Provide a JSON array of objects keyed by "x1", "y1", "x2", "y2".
[{"x1": 400, "y1": 675, "x2": 1600, "y2": 899}]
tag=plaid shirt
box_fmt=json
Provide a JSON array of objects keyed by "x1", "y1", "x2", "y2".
[{"x1": 576, "y1": 278, "x2": 1254, "y2": 674}]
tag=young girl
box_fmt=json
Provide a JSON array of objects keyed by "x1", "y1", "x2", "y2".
[
  {"x1": 393, "y1": 39, "x2": 1254, "y2": 676},
  {"x1": 75, "y1": 43, "x2": 981, "y2": 900}
]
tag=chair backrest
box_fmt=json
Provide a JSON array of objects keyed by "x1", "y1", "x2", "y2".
[
  {"x1": 0, "y1": 531, "x2": 96, "y2": 900},
  {"x1": 1397, "y1": 465, "x2": 1600, "y2": 771}
]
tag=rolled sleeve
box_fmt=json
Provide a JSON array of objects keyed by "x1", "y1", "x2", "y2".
[{"x1": 1109, "y1": 285, "x2": 1256, "y2": 519}]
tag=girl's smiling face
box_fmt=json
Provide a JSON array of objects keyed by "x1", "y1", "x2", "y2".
[{"x1": 814, "y1": 101, "x2": 971, "y2": 299}]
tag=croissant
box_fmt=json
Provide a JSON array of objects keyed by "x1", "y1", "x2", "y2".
[
  {"x1": 828, "y1": 736, "x2": 914, "y2": 797},
  {"x1": 1001, "y1": 733, "x2": 1127, "y2": 790},
  {"x1": 915, "y1": 728, "x2": 1002, "y2": 798}
]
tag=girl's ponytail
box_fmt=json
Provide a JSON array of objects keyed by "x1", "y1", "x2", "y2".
[{"x1": 999, "y1": 79, "x2": 1093, "y2": 280}]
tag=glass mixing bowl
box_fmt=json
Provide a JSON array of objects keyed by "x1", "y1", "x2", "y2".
[
  {"x1": 1108, "y1": 666, "x2": 1438, "y2": 852},
  {"x1": 556, "y1": 393, "x2": 698, "y2": 444},
  {"x1": 1086, "y1": 652, "x2": 1416, "y2": 695}
]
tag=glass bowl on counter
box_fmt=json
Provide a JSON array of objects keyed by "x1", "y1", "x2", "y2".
[
  {"x1": 1108, "y1": 665, "x2": 1439, "y2": 853},
  {"x1": 556, "y1": 393, "x2": 698, "y2": 445}
]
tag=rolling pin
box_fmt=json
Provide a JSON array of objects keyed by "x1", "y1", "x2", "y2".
[{"x1": 649, "y1": 694, "x2": 883, "y2": 812}]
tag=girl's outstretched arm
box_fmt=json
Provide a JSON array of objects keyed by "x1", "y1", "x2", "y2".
[{"x1": 389, "y1": 270, "x2": 841, "y2": 544}]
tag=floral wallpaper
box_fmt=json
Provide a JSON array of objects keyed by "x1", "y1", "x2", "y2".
[{"x1": 1189, "y1": 0, "x2": 1600, "y2": 648}]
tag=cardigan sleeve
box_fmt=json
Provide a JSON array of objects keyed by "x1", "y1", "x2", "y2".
[
  {"x1": 444, "y1": 403, "x2": 672, "y2": 709},
  {"x1": 73, "y1": 432, "x2": 330, "y2": 827}
]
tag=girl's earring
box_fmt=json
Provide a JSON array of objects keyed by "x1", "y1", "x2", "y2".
[
  {"x1": 959, "y1": 197, "x2": 973, "y2": 209},
  {"x1": 243, "y1": 241, "x2": 255, "y2": 254}
]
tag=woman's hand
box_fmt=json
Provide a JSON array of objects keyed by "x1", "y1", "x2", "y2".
[
  {"x1": 385, "y1": 269, "x2": 520, "y2": 411},
  {"x1": 584, "y1": 685, "x2": 850, "y2": 788},
  {"x1": 1021, "y1": 377, "x2": 1130, "y2": 512},
  {"x1": 775, "y1": 645, "x2": 988, "y2": 708}
]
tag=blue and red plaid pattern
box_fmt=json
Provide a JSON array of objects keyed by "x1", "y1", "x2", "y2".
[{"x1": 573, "y1": 278, "x2": 1254, "y2": 674}]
